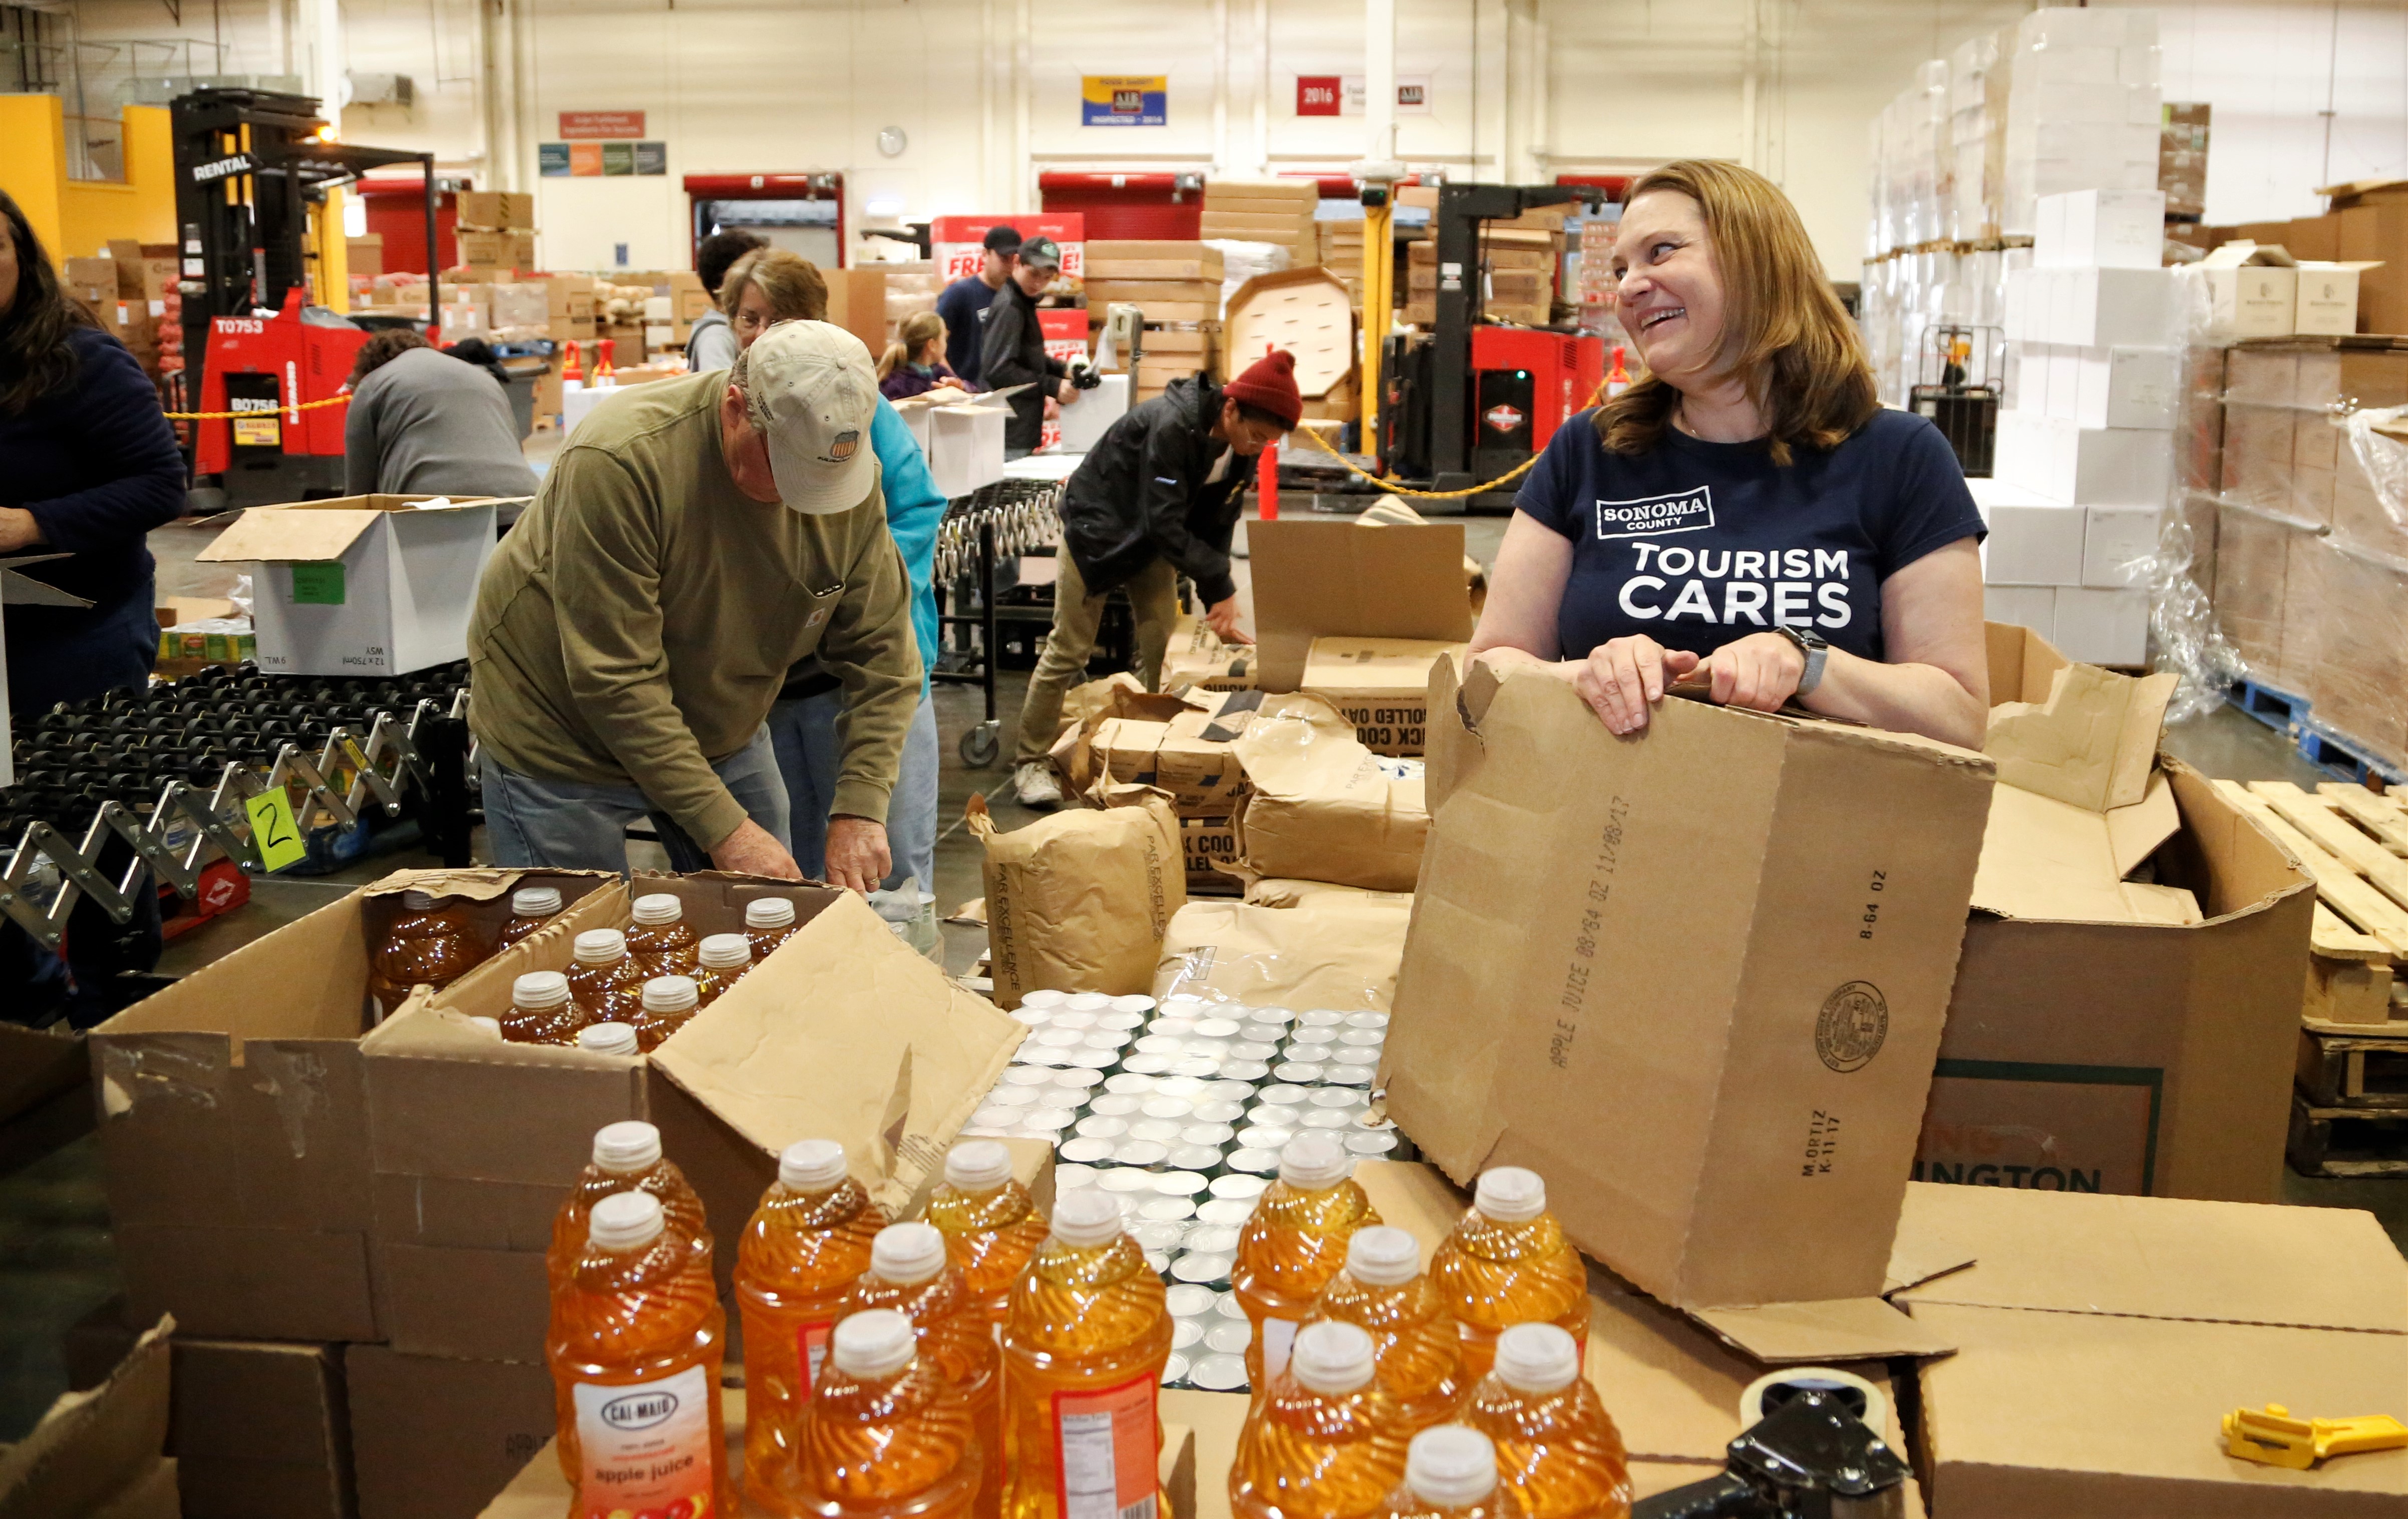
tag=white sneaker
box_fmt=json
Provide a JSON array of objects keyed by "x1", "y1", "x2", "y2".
[{"x1": 1013, "y1": 763, "x2": 1063, "y2": 809}]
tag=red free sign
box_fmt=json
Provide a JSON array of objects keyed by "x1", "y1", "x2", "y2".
[
  {"x1": 1296, "y1": 76, "x2": 1341, "y2": 117},
  {"x1": 559, "y1": 111, "x2": 645, "y2": 140}
]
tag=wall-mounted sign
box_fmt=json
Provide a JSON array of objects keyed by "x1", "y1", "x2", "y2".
[
  {"x1": 1295, "y1": 76, "x2": 1341, "y2": 117},
  {"x1": 1082, "y1": 75, "x2": 1167, "y2": 128},
  {"x1": 569, "y1": 142, "x2": 604, "y2": 176},
  {"x1": 601, "y1": 142, "x2": 635, "y2": 176},
  {"x1": 538, "y1": 142, "x2": 571, "y2": 177},
  {"x1": 1341, "y1": 75, "x2": 1434, "y2": 116},
  {"x1": 543, "y1": 141, "x2": 666, "y2": 176},
  {"x1": 632, "y1": 141, "x2": 668, "y2": 175},
  {"x1": 560, "y1": 110, "x2": 645, "y2": 140}
]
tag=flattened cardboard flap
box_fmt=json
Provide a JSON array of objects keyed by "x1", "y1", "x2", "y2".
[
  {"x1": 197, "y1": 496, "x2": 488, "y2": 564},
  {"x1": 1689, "y1": 1298, "x2": 1959, "y2": 1363},
  {"x1": 647, "y1": 892, "x2": 1022, "y2": 1215},
  {"x1": 1248, "y1": 520, "x2": 1473, "y2": 692},
  {"x1": 1893, "y1": 1183, "x2": 2408, "y2": 1332},
  {"x1": 1984, "y1": 659, "x2": 2174, "y2": 813}
]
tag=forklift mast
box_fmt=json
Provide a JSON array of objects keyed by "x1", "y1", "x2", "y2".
[{"x1": 1424, "y1": 181, "x2": 1608, "y2": 492}]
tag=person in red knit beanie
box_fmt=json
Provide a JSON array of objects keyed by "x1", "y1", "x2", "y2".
[{"x1": 1008, "y1": 348, "x2": 1300, "y2": 807}]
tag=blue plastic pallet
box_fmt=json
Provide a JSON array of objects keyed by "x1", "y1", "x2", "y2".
[
  {"x1": 2232, "y1": 677, "x2": 2312, "y2": 733},
  {"x1": 2293, "y1": 718, "x2": 2408, "y2": 789}
]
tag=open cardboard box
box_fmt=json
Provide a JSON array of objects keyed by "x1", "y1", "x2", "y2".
[
  {"x1": 1387, "y1": 656, "x2": 1996, "y2": 1363},
  {"x1": 86, "y1": 867, "x2": 612, "y2": 1343},
  {"x1": 364, "y1": 873, "x2": 1023, "y2": 1359},
  {"x1": 196, "y1": 495, "x2": 499, "y2": 677},
  {"x1": 1917, "y1": 625, "x2": 2315, "y2": 1201},
  {"x1": 1895, "y1": 1184, "x2": 2408, "y2": 1513},
  {"x1": 1246, "y1": 518, "x2": 1473, "y2": 699}
]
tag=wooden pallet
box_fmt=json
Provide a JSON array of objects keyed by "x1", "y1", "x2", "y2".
[
  {"x1": 2296, "y1": 1028, "x2": 2408, "y2": 1110},
  {"x1": 2232, "y1": 676, "x2": 2312, "y2": 733},
  {"x1": 2288, "y1": 1092, "x2": 2408, "y2": 1179},
  {"x1": 2214, "y1": 781, "x2": 2408, "y2": 961}
]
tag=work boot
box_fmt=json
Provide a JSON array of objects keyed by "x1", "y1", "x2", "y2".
[{"x1": 1013, "y1": 763, "x2": 1063, "y2": 809}]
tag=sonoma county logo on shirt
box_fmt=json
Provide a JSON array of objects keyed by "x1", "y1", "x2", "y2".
[{"x1": 1595, "y1": 487, "x2": 1714, "y2": 542}]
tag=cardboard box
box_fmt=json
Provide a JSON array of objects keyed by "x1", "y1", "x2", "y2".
[
  {"x1": 2034, "y1": 188, "x2": 2165, "y2": 269},
  {"x1": 1388, "y1": 657, "x2": 1994, "y2": 1347},
  {"x1": 0, "y1": 1316, "x2": 178, "y2": 1519},
  {"x1": 2081, "y1": 504, "x2": 2162, "y2": 589},
  {"x1": 346, "y1": 235, "x2": 384, "y2": 279},
  {"x1": 1246, "y1": 519, "x2": 1473, "y2": 693},
  {"x1": 1916, "y1": 625, "x2": 2315, "y2": 1201},
  {"x1": 2200, "y1": 254, "x2": 2300, "y2": 340},
  {"x1": 1299, "y1": 636, "x2": 1464, "y2": 755},
  {"x1": 90, "y1": 870, "x2": 609, "y2": 1344},
  {"x1": 347, "y1": 1347, "x2": 554, "y2": 1519},
  {"x1": 1899, "y1": 1185, "x2": 2408, "y2": 1513},
  {"x1": 2294, "y1": 262, "x2": 2366, "y2": 336},
  {"x1": 1087, "y1": 696, "x2": 1261, "y2": 816},
  {"x1": 196, "y1": 495, "x2": 498, "y2": 678},
  {"x1": 171, "y1": 1339, "x2": 352, "y2": 1519},
  {"x1": 1983, "y1": 499, "x2": 2086, "y2": 584},
  {"x1": 1159, "y1": 611, "x2": 1256, "y2": 693},
  {"x1": 370, "y1": 876, "x2": 1019, "y2": 1344},
  {"x1": 454, "y1": 191, "x2": 535, "y2": 231},
  {"x1": 1086, "y1": 241, "x2": 1226, "y2": 281},
  {"x1": 821, "y1": 268, "x2": 889, "y2": 360},
  {"x1": 2050, "y1": 584, "x2": 2150, "y2": 664},
  {"x1": 1181, "y1": 816, "x2": 1240, "y2": 895}
]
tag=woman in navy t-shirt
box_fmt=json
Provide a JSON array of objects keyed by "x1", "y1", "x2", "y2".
[{"x1": 1471, "y1": 160, "x2": 1989, "y2": 748}]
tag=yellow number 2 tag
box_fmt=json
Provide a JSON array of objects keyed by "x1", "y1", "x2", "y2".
[{"x1": 243, "y1": 789, "x2": 308, "y2": 872}]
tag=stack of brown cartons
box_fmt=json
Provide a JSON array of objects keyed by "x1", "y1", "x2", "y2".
[
  {"x1": 1319, "y1": 219, "x2": 1366, "y2": 309},
  {"x1": 1404, "y1": 206, "x2": 1562, "y2": 326},
  {"x1": 60, "y1": 245, "x2": 169, "y2": 378},
  {"x1": 2212, "y1": 345, "x2": 2323, "y2": 691},
  {"x1": 2319, "y1": 177, "x2": 2408, "y2": 334},
  {"x1": 638, "y1": 271, "x2": 710, "y2": 355},
  {"x1": 592, "y1": 279, "x2": 652, "y2": 364},
  {"x1": 1085, "y1": 240, "x2": 1225, "y2": 400},
  {"x1": 453, "y1": 191, "x2": 537, "y2": 279},
  {"x1": 2160, "y1": 102, "x2": 2210, "y2": 222},
  {"x1": 1200, "y1": 179, "x2": 1319, "y2": 267}
]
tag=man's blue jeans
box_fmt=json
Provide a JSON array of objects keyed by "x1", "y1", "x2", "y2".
[
  {"x1": 478, "y1": 724, "x2": 791, "y2": 872},
  {"x1": 769, "y1": 691, "x2": 937, "y2": 892}
]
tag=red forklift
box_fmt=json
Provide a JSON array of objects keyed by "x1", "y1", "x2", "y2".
[{"x1": 1374, "y1": 182, "x2": 1612, "y2": 508}]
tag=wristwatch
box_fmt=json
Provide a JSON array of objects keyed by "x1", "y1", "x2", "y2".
[{"x1": 1775, "y1": 624, "x2": 1829, "y2": 696}]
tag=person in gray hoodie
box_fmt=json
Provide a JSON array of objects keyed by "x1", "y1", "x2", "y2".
[{"x1": 683, "y1": 228, "x2": 766, "y2": 372}]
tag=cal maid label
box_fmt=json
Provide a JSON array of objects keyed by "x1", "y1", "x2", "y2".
[{"x1": 573, "y1": 1363, "x2": 715, "y2": 1516}]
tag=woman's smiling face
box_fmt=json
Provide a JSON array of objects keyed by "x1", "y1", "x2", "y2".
[{"x1": 1612, "y1": 189, "x2": 1727, "y2": 388}]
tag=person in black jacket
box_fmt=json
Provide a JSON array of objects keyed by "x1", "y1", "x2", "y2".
[
  {"x1": 1011, "y1": 349, "x2": 1300, "y2": 807},
  {"x1": 0, "y1": 189, "x2": 187, "y2": 1028},
  {"x1": 977, "y1": 234, "x2": 1081, "y2": 458},
  {"x1": 0, "y1": 190, "x2": 188, "y2": 712}
]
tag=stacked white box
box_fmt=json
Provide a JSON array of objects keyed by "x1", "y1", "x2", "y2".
[
  {"x1": 2000, "y1": 7, "x2": 2163, "y2": 236},
  {"x1": 2054, "y1": 586, "x2": 2151, "y2": 665},
  {"x1": 2033, "y1": 190, "x2": 2165, "y2": 270}
]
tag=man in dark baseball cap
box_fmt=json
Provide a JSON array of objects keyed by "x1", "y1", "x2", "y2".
[
  {"x1": 935, "y1": 223, "x2": 1026, "y2": 384},
  {"x1": 979, "y1": 233, "x2": 1079, "y2": 458}
]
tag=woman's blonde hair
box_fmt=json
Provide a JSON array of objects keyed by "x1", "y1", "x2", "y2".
[
  {"x1": 720, "y1": 248, "x2": 828, "y2": 323},
  {"x1": 1595, "y1": 159, "x2": 1877, "y2": 467},
  {"x1": 877, "y1": 310, "x2": 948, "y2": 380}
]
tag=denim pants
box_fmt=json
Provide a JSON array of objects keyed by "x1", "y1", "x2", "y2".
[
  {"x1": 478, "y1": 725, "x2": 791, "y2": 873},
  {"x1": 769, "y1": 690, "x2": 938, "y2": 892}
]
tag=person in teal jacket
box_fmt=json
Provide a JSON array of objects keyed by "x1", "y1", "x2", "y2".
[{"x1": 767, "y1": 392, "x2": 944, "y2": 896}]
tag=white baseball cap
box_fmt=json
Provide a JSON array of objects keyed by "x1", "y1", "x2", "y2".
[{"x1": 744, "y1": 320, "x2": 880, "y2": 515}]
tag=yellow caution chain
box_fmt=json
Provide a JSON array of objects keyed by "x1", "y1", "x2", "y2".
[
  {"x1": 161, "y1": 394, "x2": 353, "y2": 421},
  {"x1": 1287, "y1": 374, "x2": 1610, "y2": 501}
]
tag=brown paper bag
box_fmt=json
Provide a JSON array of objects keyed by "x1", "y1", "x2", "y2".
[
  {"x1": 1230, "y1": 695, "x2": 1428, "y2": 892},
  {"x1": 967, "y1": 789, "x2": 1187, "y2": 1008},
  {"x1": 1153, "y1": 892, "x2": 1416, "y2": 1011}
]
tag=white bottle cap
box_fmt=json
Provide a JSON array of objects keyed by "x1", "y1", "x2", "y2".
[
  {"x1": 1278, "y1": 1132, "x2": 1351, "y2": 1189},
  {"x1": 1288, "y1": 1320, "x2": 1376, "y2": 1394},
  {"x1": 592, "y1": 1120, "x2": 662, "y2": 1172},
  {"x1": 1019, "y1": 989, "x2": 1069, "y2": 1010},
  {"x1": 468, "y1": 1015, "x2": 502, "y2": 1038},
  {"x1": 831, "y1": 1308, "x2": 917, "y2": 1379},
  {"x1": 513, "y1": 970, "x2": 571, "y2": 1010},
  {"x1": 1064, "y1": 992, "x2": 1113, "y2": 1013},
  {"x1": 698, "y1": 933, "x2": 752, "y2": 969},
  {"x1": 871, "y1": 1222, "x2": 948, "y2": 1285},
  {"x1": 511, "y1": 885, "x2": 562, "y2": 916},
  {"x1": 1111, "y1": 994, "x2": 1157, "y2": 1013},
  {"x1": 1405, "y1": 1427, "x2": 1499, "y2": 1508},
  {"x1": 630, "y1": 893, "x2": 683, "y2": 926},
  {"x1": 401, "y1": 888, "x2": 439, "y2": 910},
  {"x1": 641, "y1": 975, "x2": 699, "y2": 1013},
  {"x1": 745, "y1": 897, "x2": 796, "y2": 930},
  {"x1": 1049, "y1": 1189, "x2": 1124, "y2": 1248},
  {"x1": 578, "y1": 1022, "x2": 638, "y2": 1055},
  {"x1": 587, "y1": 1190, "x2": 664, "y2": 1252},
  {"x1": 1344, "y1": 1226, "x2": 1421, "y2": 1287},
  {"x1": 1493, "y1": 1322, "x2": 1581, "y2": 1393},
  {"x1": 1475, "y1": 1166, "x2": 1547, "y2": 1223},
  {"x1": 573, "y1": 928, "x2": 626, "y2": 964},
  {"x1": 945, "y1": 1140, "x2": 1014, "y2": 1191},
  {"x1": 780, "y1": 1138, "x2": 849, "y2": 1192}
]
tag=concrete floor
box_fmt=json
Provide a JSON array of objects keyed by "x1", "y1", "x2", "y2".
[{"x1": 2, "y1": 504, "x2": 2400, "y2": 1444}]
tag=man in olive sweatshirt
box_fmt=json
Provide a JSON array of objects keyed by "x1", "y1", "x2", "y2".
[{"x1": 468, "y1": 320, "x2": 918, "y2": 889}]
